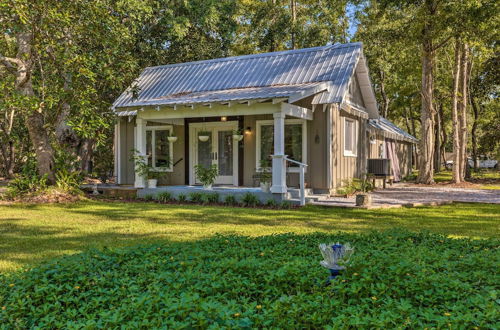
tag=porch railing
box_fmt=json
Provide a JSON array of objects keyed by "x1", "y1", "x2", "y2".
[{"x1": 284, "y1": 157, "x2": 308, "y2": 206}]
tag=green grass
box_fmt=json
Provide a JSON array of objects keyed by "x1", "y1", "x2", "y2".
[
  {"x1": 1, "y1": 200, "x2": 499, "y2": 273},
  {"x1": 433, "y1": 169, "x2": 500, "y2": 189}
]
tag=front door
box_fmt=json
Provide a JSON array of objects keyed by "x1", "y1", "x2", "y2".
[{"x1": 190, "y1": 121, "x2": 238, "y2": 185}]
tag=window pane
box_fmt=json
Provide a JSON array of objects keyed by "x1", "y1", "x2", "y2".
[
  {"x1": 218, "y1": 130, "x2": 233, "y2": 175},
  {"x1": 345, "y1": 120, "x2": 353, "y2": 152},
  {"x1": 146, "y1": 130, "x2": 153, "y2": 167},
  {"x1": 197, "y1": 131, "x2": 212, "y2": 168},
  {"x1": 260, "y1": 125, "x2": 274, "y2": 167},
  {"x1": 155, "y1": 130, "x2": 170, "y2": 167},
  {"x1": 285, "y1": 124, "x2": 302, "y2": 165}
]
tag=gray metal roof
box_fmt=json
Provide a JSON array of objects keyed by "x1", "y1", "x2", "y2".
[
  {"x1": 113, "y1": 43, "x2": 363, "y2": 109},
  {"x1": 368, "y1": 117, "x2": 418, "y2": 143}
]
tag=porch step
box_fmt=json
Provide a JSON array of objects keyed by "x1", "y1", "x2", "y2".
[{"x1": 285, "y1": 189, "x2": 330, "y2": 205}]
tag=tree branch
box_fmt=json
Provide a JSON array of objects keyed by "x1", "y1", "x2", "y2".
[
  {"x1": 433, "y1": 35, "x2": 452, "y2": 51},
  {"x1": 0, "y1": 54, "x2": 22, "y2": 74}
]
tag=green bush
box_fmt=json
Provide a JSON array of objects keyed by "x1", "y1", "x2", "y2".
[
  {"x1": 189, "y1": 192, "x2": 204, "y2": 203},
  {"x1": 157, "y1": 191, "x2": 173, "y2": 203},
  {"x1": 280, "y1": 200, "x2": 293, "y2": 209},
  {"x1": 241, "y1": 192, "x2": 260, "y2": 207},
  {"x1": 143, "y1": 194, "x2": 154, "y2": 201},
  {"x1": 177, "y1": 193, "x2": 187, "y2": 203},
  {"x1": 224, "y1": 194, "x2": 238, "y2": 206},
  {"x1": 0, "y1": 231, "x2": 498, "y2": 328},
  {"x1": 205, "y1": 192, "x2": 220, "y2": 204},
  {"x1": 265, "y1": 198, "x2": 278, "y2": 208},
  {"x1": 55, "y1": 169, "x2": 83, "y2": 194}
]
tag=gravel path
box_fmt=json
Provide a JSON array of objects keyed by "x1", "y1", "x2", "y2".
[{"x1": 313, "y1": 185, "x2": 500, "y2": 208}]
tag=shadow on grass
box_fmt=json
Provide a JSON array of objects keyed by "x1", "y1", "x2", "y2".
[{"x1": 1, "y1": 200, "x2": 499, "y2": 273}]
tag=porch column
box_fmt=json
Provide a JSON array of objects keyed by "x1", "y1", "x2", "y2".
[
  {"x1": 134, "y1": 117, "x2": 146, "y2": 188},
  {"x1": 271, "y1": 112, "x2": 287, "y2": 194}
]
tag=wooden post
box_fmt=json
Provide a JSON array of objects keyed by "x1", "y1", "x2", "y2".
[
  {"x1": 134, "y1": 117, "x2": 146, "y2": 188},
  {"x1": 271, "y1": 112, "x2": 287, "y2": 194}
]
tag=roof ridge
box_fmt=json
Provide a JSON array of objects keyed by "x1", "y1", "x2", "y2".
[{"x1": 145, "y1": 42, "x2": 362, "y2": 71}]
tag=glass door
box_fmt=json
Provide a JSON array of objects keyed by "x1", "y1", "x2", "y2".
[{"x1": 192, "y1": 122, "x2": 238, "y2": 185}]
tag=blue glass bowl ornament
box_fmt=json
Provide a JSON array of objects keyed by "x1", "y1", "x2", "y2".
[{"x1": 319, "y1": 242, "x2": 354, "y2": 283}]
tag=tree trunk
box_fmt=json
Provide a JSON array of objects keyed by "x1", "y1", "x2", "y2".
[
  {"x1": 15, "y1": 32, "x2": 56, "y2": 183},
  {"x1": 290, "y1": 0, "x2": 296, "y2": 49},
  {"x1": 438, "y1": 102, "x2": 447, "y2": 168},
  {"x1": 451, "y1": 38, "x2": 461, "y2": 183},
  {"x1": 378, "y1": 69, "x2": 390, "y2": 118},
  {"x1": 470, "y1": 94, "x2": 480, "y2": 171},
  {"x1": 416, "y1": 29, "x2": 436, "y2": 184},
  {"x1": 434, "y1": 104, "x2": 441, "y2": 173},
  {"x1": 458, "y1": 43, "x2": 469, "y2": 180}
]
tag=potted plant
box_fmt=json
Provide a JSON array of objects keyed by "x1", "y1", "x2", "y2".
[
  {"x1": 232, "y1": 128, "x2": 244, "y2": 142},
  {"x1": 355, "y1": 175, "x2": 374, "y2": 207},
  {"x1": 258, "y1": 159, "x2": 272, "y2": 192},
  {"x1": 198, "y1": 131, "x2": 210, "y2": 142},
  {"x1": 167, "y1": 130, "x2": 178, "y2": 143},
  {"x1": 195, "y1": 164, "x2": 218, "y2": 190}
]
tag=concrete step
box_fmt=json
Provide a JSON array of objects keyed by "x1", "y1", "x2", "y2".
[{"x1": 286, "y1": 188, "x2": 313, "y2": 199}]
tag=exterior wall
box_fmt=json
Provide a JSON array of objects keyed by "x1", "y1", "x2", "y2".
[
  {"x1": 346, "y1": 73, "x2": 366, "y2": 109},
  {"x1": 368, "y1": 133, "x2": 414, "y2": 179},
  {"x1": 331, "y1": 107, "x2": 367, "y2": 190},
  {"x1": 161, "y1": 123, "x2": 185, "y2": 185},
  {"x1": 118, "y1": 117, "x2": 136, "y2": 185},
  {"x1": 242, "y1": 112, "x2": 328, "y2": 190}
]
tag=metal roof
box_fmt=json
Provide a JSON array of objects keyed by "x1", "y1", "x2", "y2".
[
  {"x1": 368, "y1": 117, "x2": 418, "y2": 143},
  {"x1": 112, "y1": 43, "x2": 363, "y2": 109}
]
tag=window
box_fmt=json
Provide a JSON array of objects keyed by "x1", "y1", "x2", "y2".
[
  {"x1": 344, "y1": 117, "x2": 357, "y2": 157},
  {"x1": 256, "y1": 119, "x2": 306, "y2": 171},
  {"x1": 145, "y1": 125, "x2": 173, "y2": 171}
]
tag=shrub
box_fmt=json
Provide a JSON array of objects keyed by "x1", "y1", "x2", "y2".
[
  {"x1": 189, "y1": 192, "x2": 204, "y2": 203},
  {"x1": 280, "y1": 200, "x2": 293, "y2": 209},
  {"x1": 143, "y1": 194, "x2": 154, "y2": 201},
  {"x1": 205, "y1": 192, "x2": 220, "y2": 204},
  {"x1": 177, "y1": 193, "x2": 187, "y2": 203},
  {"x1": 224, "y1": 194, "x2": 238, "y2": 206},
  {"x1": 241, "y1": 192, "x2": 260, "y2": 207},
  {"x1": 157, "y1": 191, "x2": 173, "y2": 203},
  {"x1": 0, "y1": 231, "x2": 498, "y2": 328},
  {"x1": 265, "y1": 198, "x2": 278, "y2": 208},
  {"x1": 6, "y1": 173, "x2": 48, "y2": 199},
  {"x1": 194, "y1": 164, "x2": 218, "y2": 187},
  {"x1": 55, "y1": 169, "x2": 83, "y2": 194}
]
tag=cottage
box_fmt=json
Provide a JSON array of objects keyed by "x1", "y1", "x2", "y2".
[{"x1": 112, "y1": 42, "x2": 417, "y2": 203}]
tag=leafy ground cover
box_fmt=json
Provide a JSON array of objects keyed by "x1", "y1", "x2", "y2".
[
  {"x1": 1, "y1": 230, "x2": 498, "y2": 328},
  {"x1": 1, "y1": 201, "x2": 499, "y2": 273}
]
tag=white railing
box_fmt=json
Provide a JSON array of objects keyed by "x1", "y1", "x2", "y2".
[{"x1": 284, "y1": 157, "x2": 308, "y2": 206}]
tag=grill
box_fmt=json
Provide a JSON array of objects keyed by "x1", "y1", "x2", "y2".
[{"x1": 368, "y1": 159, "x2": 391, "y2": 176}]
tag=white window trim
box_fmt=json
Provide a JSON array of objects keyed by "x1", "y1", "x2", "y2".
[
  {"x1": 343, "y1": 117, "x2": 357, "y2": 157},
  {"x1": 146, "y1": 125, "x2": 174, "y2": 172},
  {"x1": 256, "y1": 119, "x2": 307, "y2": 173}
]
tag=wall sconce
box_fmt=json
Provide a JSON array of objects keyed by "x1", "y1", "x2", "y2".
[
  {"x1": 221, "y1": 116, "x2": 227, "y2": 122},
  {"x1": 245, "y1": 127, "x2": 252, "y2": 135}
]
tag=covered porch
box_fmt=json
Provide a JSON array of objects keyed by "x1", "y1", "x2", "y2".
[{"x1": 115, "y1": 97, "x2": 319, "y2": 204}]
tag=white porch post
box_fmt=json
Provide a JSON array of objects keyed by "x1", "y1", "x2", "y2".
[
  {"x1": 271, "y1": 112, "x2": 287, "y2": 194},
  {"x1": 134, "y1": 117, "x2": 146, "y2": 188}
]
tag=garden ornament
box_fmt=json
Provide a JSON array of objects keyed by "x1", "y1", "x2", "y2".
[{"x1": 319, "y1": 243, "x2": 354, "y2": 281}]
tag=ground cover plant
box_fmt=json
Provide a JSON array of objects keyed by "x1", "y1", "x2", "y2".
[
  {"x1": 1, "y1": 201, "x2": 499, "y2": 273},
  {"x1": 0, "y1": 230, "x2": 498, "y2": 328}
]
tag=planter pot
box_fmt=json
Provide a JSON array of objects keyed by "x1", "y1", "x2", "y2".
[
  {"x1": 198, "y1": 135, "x2": 209, "y2": 142},
  {"x1": 260, "y1": 182, "x2": 271, "y2": 193},
  {"x1": 148, "y1": 179, "x2": 158, "y2": 189},
  {"x1": 167, "y1": 136, "x2": 178, "y2": 143},
  {"x1": 355, "y1": 193, "x2": 372, "y2": 207},
  {"x1": 232, "y1": 134, "x2": 244, "y2": 142},
  {"x1": 203, "y1": 184, "x2": 212, "y2": 190}
]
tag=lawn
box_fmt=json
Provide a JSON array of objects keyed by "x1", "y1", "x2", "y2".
[
  {"x1": 433, "y1": 169, "x2": 500, "y2": 189},
  {"x1": 1, "y1": 200, "x2": 499, "y2": 273}
]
